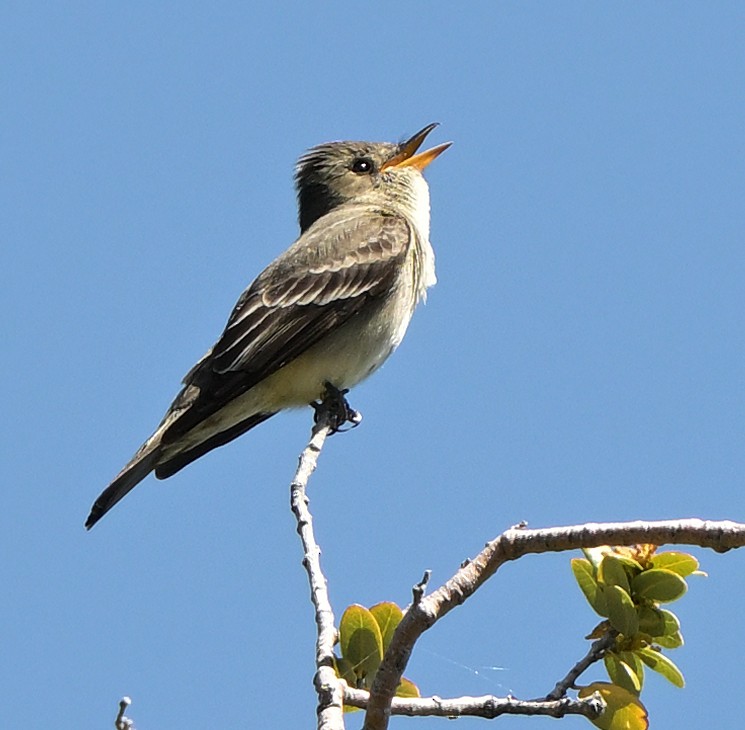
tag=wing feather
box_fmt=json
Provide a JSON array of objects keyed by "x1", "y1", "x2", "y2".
[{"x1": 161, "y1": 207, "x2": 413, "y2": 441}]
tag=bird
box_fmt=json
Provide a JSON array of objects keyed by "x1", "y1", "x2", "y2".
[{"x1": 85, "y1": 123, "x2": 450, "y2": 529}]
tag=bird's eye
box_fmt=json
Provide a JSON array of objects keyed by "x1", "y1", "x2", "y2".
[{"x1": 351, "y1": 157, "x2": 374, "y2": 174}]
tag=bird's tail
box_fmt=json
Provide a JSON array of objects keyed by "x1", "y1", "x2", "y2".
[
  {"x1": 85, "y1": 435, "x2": 163, "y2": 529},
  {"x1": 85, "y1": 410, "x2": 278, "y2": 529}
]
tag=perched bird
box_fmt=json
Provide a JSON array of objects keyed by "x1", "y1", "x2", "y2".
[{"x1": 85, "y1": 123, "x2": 450, "y2": 528}]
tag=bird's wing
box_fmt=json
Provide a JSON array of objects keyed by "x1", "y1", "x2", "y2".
[{"x1": 161, "y1": 207, "x2": 413, "y2": 440}]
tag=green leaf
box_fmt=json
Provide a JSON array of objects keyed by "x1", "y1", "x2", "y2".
[
  {"x1": 655, "y1": 631, "x2": 684, "y2": 649},
  {"x1": 334, "y1": 655, "x2": 358, "y2": 688},
  {"x1": 639, "y1": 608, "x2": 683, "y2": 646},
  {"x1": 339, "y1": 605, "x2": 383, "y2": 686},
  {"x1": 599, "y1": 556, "x2": 631, "y2": 594},
  {"x1": 618, "y1": 651, "x2": 645, "y2": 692},
  {"x1": 583, "y1": 547, "x2": 610, "y2": 571},
  {"x1": 578, "y1": 682, "x2": 649, "y2": 730},
  {"x1": 650, "y1": 552, "x2": 699, "y2": 577},
  {"x1": 637, "y1": 647, "x2": 685, "y2": 688},
  {"x1": 659, "y1": 609, "x2": 681, "y2": 636},
  {"x1": 637, "y1": 606, "x2": 666, "y2": 637},
  {"x1": 604, "y1": 652, "x2": 642, "y2": 694},
  {"x1": 631, "y1": 569, "x2": 688, "y2": 603},
  {"x1": 653, "y1": 610, "x2": 683, "y2": 648},
  {"x1": 396, "y1": 677, "x2": 420, "y2": 698},
  {"x1": 572, "y1": 558, "x2": 608, "y2": 616},
  {"x1": 605, "y1": 585, "x2": 639, "y2": 637},
  {"x1": 369, "y1": 602, "x2": 403, "y2": 654},
  {"x1": 611, "y1": 554, "x2": 645, "y2": 575}
]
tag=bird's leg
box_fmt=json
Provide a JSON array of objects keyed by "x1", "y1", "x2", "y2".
[{"x1": 311, "y1": 382, "x2": 363, "y2": 433}]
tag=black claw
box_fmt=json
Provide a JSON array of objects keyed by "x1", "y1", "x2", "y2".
[{"x1": 311, "y1": 382, "x2": 363, "y2": 433}]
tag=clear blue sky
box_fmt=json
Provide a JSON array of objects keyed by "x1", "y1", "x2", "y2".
[{"x1": 3, "y1": 3, "x2": 744, "y2": 728}]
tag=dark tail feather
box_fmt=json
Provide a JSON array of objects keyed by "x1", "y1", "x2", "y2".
[
  {"x1": 154, "y1": 412, "x2": 275, "y2": 479},
  {"x1": 85, "y1": 442, "x2": 162, "y2": 529},
  {"x1": 86, "y1": 411, "x2": 276, "y2": 529}
]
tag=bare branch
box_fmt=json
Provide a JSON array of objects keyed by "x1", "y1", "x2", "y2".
[
  {"x1": 412, "y1": 570, "x2": 431, "y2": 605},
  {"x1": 363, "y1": 518, "x2": 745, "y2": 730},
  {"x1": 115, "y1": 696, "x2": 134, "y2": 730},
  {"x1": 543, "y1": 631, "x2": 617, "y2": 701},
  {"x1": 345, "y1": 685, "x2": 603, "y2": 720},
  {"x1": 290, "y1": 406, "x2": 344, "y2": 730}
]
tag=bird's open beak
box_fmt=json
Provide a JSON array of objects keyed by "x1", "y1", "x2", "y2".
[{"x1": 381, "y1": 123, "x2": 452, "y2": 172}]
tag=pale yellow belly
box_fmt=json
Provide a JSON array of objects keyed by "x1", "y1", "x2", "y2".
[{"x1": 170, "y1": 286, "x2": 417, "y2": 452}]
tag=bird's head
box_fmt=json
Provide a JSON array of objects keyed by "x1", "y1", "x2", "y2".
[{"x1": 295, "y1": 123, "x2": 451, "y2": 232}]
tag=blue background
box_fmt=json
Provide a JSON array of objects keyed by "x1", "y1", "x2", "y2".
[{"x1": 3, "y1": 3, "x2": 744, "y2": 728}]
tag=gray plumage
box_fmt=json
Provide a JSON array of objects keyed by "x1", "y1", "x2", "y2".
[{"x1": 86, "y1": 124, "x2": 449, "y2": 528}]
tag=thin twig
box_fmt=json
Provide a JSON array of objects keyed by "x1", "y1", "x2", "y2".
[
  {"x1": 412, "y1": 570, "x2": 431, "y2": 605},
  {"x1": 115, "y1": 696, "x2": 134, "y2": 730},
  {"x1": 543, "y1": 631, "x2": 617, "y2": 701},
  {"x1": 290, "y1": 407, "x2": 343, "y2": 730},
  {"x1": 363, "y1": 518, "x2": 745, "y2": 730},
  {"x1": 345, "y1": 685, "x2": 603, "y2": 719}
]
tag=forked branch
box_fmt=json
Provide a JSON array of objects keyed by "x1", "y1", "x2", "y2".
[
  {"x1": 290, "y1": 405, "x2": 745, "y2": 730},
  {"x1": 362, "y1": 519, "x2": 745, "y2": 730}
]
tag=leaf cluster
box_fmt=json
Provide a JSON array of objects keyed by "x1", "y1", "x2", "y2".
[
  {"x1": 571, "y1": 545, "x2": 704, "y2": 730},
  {"x1": 334, "y1": 602, "x2": 419, "y2": 712}
]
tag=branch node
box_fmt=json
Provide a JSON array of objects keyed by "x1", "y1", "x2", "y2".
[
  {"x1": 545, "y1": 630, "x2": 617, "y2": 701},
  {"x1": 115, "y1": 696, "x2": 134, "y2": 730},
  {"x1": 362, "y1": 518, "x2": 745, "y2": 729},
  {"x1": 412, "y1": 570, "x2": 431, "y2": 604}
]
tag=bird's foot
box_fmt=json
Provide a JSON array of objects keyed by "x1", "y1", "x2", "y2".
[{"x1": 311, "y1": 382, "x2": 363, "y2": 433}]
